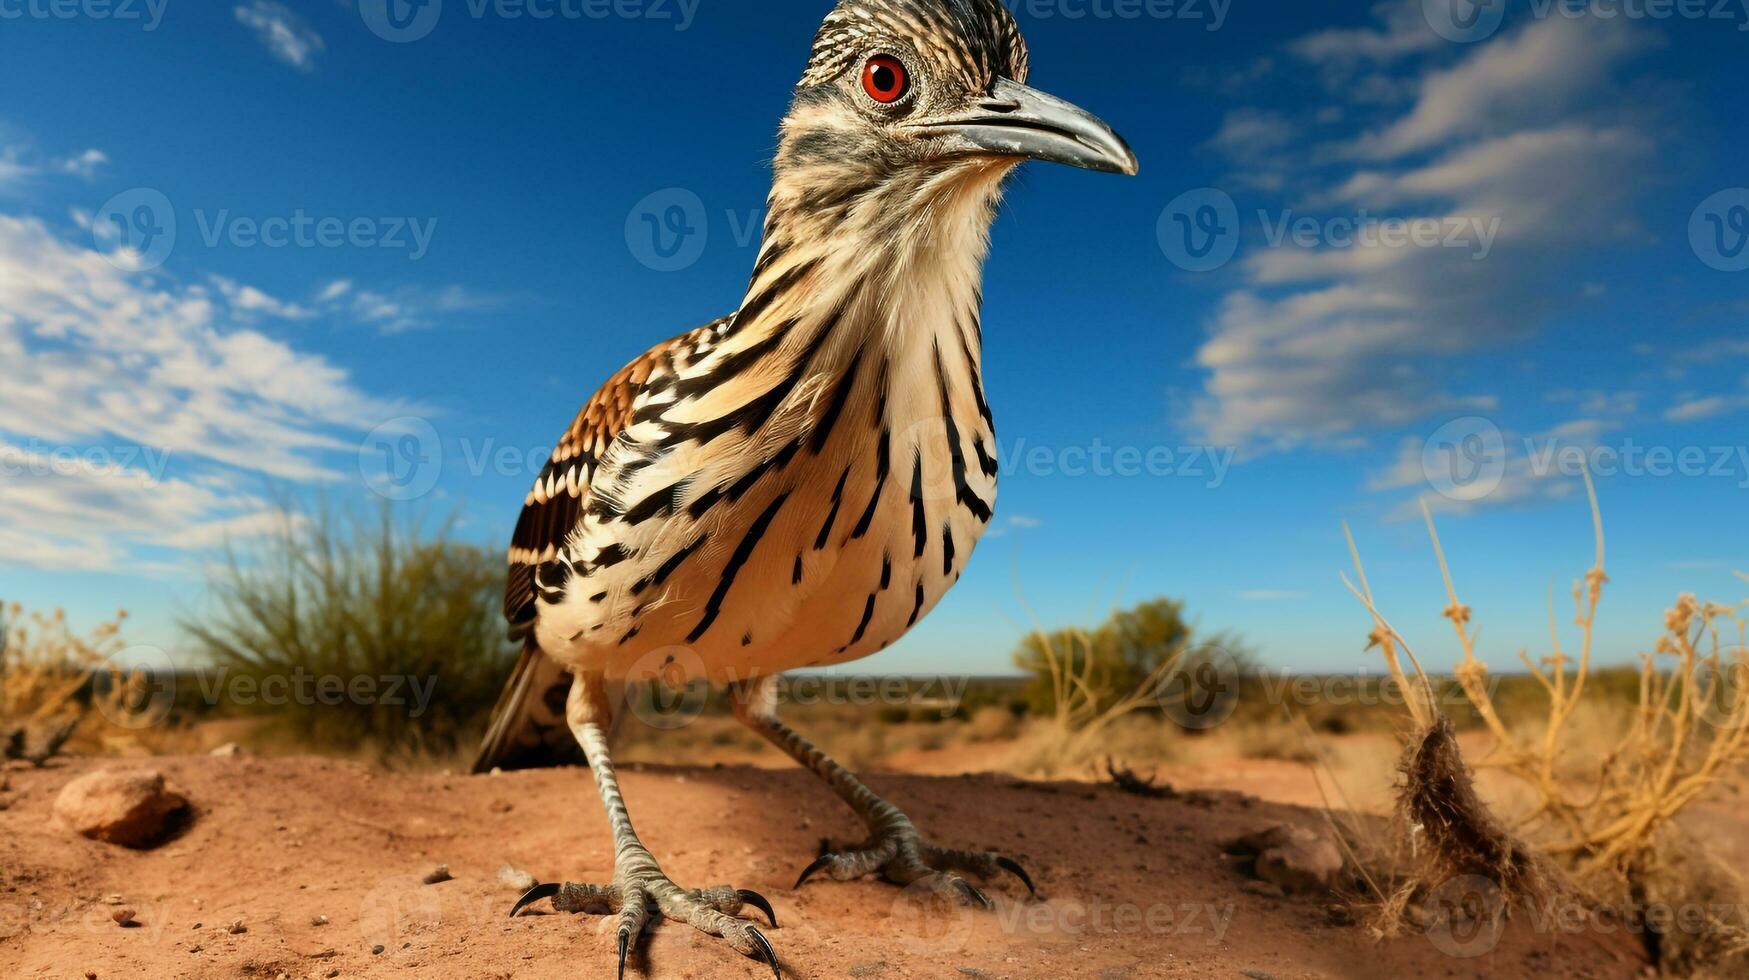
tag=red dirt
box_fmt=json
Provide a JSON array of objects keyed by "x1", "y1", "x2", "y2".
[{"x1": 0, "y1": 756, "x2": 1649, "y2": 979}]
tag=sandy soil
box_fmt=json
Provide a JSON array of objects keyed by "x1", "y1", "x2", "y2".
[{"x1": 0, "y1": 756, "x2": 1651, "y2": 980}]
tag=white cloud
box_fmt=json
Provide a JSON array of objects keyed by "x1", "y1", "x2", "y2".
[
  {"x1": 1665, "y1": 395, "x2": 1749, "y2": 422},
  {"x1": 335, "y1": 283, "x2": 507, "y2": 333},
  {"x1": 1367, "y1": 419, "x2": 1609, "y2": 519},
  {"x1": 0, "y1": 213, "x2": 413, "y2": 571},
  {"x1": 1344, "y1": 16, "x2": 1651, "y2": 160},
  {"x1": 1188, "y1": 12, "x2": 1654, "y2": 452},
  {"x1": 1288, "y1": 0, "x2": 1441, "y2": 64},
  {"x1": 234, "y1": 1, "x2": 325, "y2": 73},
  {"x1": 58, "y1": 149, "x2": 108, "y2": 179},
  {"x1": 0, "y1": 146, "x2": 110, "y2": 194}
]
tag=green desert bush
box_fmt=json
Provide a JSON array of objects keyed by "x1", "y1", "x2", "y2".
[
  {"x1": 1013, "y1": 597, "x2": 1245, "y2": 718},
  {"x1": 182, "y1": 501, "x2": 517, "y2": 761}
]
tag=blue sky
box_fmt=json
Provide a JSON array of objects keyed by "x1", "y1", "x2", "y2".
[{"x1": 1, "y1": 0, "x2": 1745, "y2": 676}]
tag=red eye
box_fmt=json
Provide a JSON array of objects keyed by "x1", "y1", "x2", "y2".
[{"x1": 861, "y1": 55, "x2": 909, "y2": 104}]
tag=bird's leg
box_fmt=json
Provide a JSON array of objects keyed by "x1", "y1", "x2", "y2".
[
  {"x1": 730, "y1": 678, "x2": 1034, "y2": 908},
  {"x1": 510, "y1": 671, "x2": 781, "y2": 979}
]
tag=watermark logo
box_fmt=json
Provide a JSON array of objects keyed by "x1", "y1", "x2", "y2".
[
  {"x1": 1422, "y1": 417, "x2": 1507, "y2": 502},
  {"x1": 360, "y1": 417, "x2": 443, "y2": 501},
  {"x1": 93, "y1": 188, "x2": 176, "y2": 272},
  {"x1": 1160, "y1": 645, "x2": 1239, "y2": 730},
  {"x1": 1158, "y1": 188, "x2": 1239, "y2": 272},
  {"x1": 1690, "y1": 188, "x2": 1749, "y2": 272},
  {"x1": 1001, "y1": 0, "x2": 1232, "y2": 31},
  {"x1": 889, "y1": 879, "x2": 979, "y2": 956},
  {"x1": 95, "y1": 645, "x2": 177, "y2": 730},
  {"x1": 1691, "y1": 657, "x2": 1749, "y2": 731},
  {"x1": 359, "y1": 874, "x2": 444, "y2": 953},
  {"x1": 360, "y1": 0, "x2": 444, "y2": 42},
  {"x1": 626, "y1": 188, "x2": 709, "y2": 272},
  {"x1": 1423, "y1": 0, "x2": 1507, "y2": 43},
  {"x1": 1423, "y1": 874, "x2": 1508, "y2": 957},
  {"x1": 623, "y1": 645, "x2": 711, "y2": 730},
  {"x1": 0, "y1": 0, "x2": 168, "y2": 30}
]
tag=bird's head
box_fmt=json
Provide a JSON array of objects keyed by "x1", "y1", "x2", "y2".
[{"x1": 773, "y1": 0, "x2": 1138, "y2": 209}]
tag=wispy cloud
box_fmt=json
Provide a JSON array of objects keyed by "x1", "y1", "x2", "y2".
[
  {"x1": 0, "y1": 212, "x2": 415, "y2": 570},
  {"x1": 0, "y1": 146, "x2": 108, "y2": 194},
  {"x1": 1189, "y1": 12, "x2": 1655, "y2": 452},
  {"x1": 234, "y1": 1, "x2": 325, "y2": 73}
]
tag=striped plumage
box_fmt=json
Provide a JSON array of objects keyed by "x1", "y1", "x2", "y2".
[{"x1": 476, "y1": 1, "x2": 1135, "y2": 973}]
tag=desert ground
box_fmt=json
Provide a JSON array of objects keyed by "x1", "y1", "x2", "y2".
[{"x1": 0, "y1": 741, "x2": 1678, "y2": 980}]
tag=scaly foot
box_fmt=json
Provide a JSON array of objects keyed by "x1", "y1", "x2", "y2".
[
  {"x1": 510, "y1": 861, "x2": 780, "y2": 979},
  {"x1": 794, "y1": 817, "x2": 1035, "y2": 909}
]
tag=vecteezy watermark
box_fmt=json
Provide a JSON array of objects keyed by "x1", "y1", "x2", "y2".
[
  {"x1": 0, "y1": 0, "x2": 168, "y2": 30},
  {"x1": 1157, "y1": 188, "x2": 1240, "y2": 273},
  {"x1": 94, "y1": 645, "x2": 178, "y2": 730},
  {"x1": 890, "y1": 881, "x2": 1236, "y2": 957},
  {"x1": 1420, "y1": 416, "x2": 1749, "y2": 502},
  {"x1": 359, "y1": 419, "x2": 1238, "y2": 502},
  {"x1": 1691, "y1": 188, "x2": 1749, "y2": 272},
  {"x1": 193, "y1": 668, "x2": 438, "y2": 718},
  {"x1": 93, "y1": 188, "x2": 176, "y2": 272},
  {"x1": 92, "y1": 190, "x2": 437, "y2": 271},
  {"x1": 359, "y1": 0, "x2": 700, "y2": 43},
  {"x1": 0, "y1": 441, "x2": 173, "y2": 489},
  {"x1": 1158, "y1": 189, "x2": 1502, "y2": 272},
  {"x1": 193, "y1": 210, "x2": 438, "y2": 260},
  {"x1": 1422, "y1": 0, "x2": 1509, "y2": 42},
  {"x1": 625, "y1": 188, "x2": 714, "y2": 272},
  {"x1": 1421, "y1": 417, "x2": 1509, "y2": 503},
  {"x1": 1426, "y1": 0, "x2": 1749, "y2": 43},
  {"x1": 1001, "y1": 0, "x2": 1231, "y2": 30},
  {"x1": 1423, "y1": 872, "x2": 1749, "y2": 958},
  {"x1": 359, "y1": 417, "x2": 444, "y2": 502},
  {"x1": 1158, "y1": 646, "x2": 1241, "y2": 730}
]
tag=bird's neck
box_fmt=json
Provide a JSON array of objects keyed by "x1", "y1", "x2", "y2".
[{"x1": 737, "y1": 159, "x2": 1015, "y2": 379}]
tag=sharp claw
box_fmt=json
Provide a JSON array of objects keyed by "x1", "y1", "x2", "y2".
[
  {"x1": 996, "y1": 856, "x2": 1037, "y2": 897},
  {"x1": 617, "y1": 928, "x2": 630, "y2": 980},
  {"x1": 953, "y1": 878, "x2": 994, "y2": 910},
  {"x1": 508, "y1": 881, "x2": 561, "y2": 918},
  {"x1": 737, "y1": 888, "x2": 779, "y2": 928},
  {"x1": 795, "y1": 854, "x2": 834, "y2": 889},
  {"x1": 747, "y1": 925, "x2": 782, "y2": 979}
]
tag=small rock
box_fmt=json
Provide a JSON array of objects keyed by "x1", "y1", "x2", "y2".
[
  {"x1": 1225, "y1": 824, "x2": 1342, "y2": 894},
  {"x1": 228, "y1": 920, "x2": 246, "y2": 935},
  {"x1": 209, "y1": 742, "x2": 246, "y2": 758},
  {"x1": 372, "y1": 944, "x2": 386, "y2": 955},
  {"x1": 310, "y1": 914, "x2": 329, "y2": 927},
  {"x1": 112, "y1": 908, "x2": 137, "y2": 928},
  {"x1": 104, "y1": 894, "x2": 125, "y2": 905},
  {"x1": 53, "y1": 769, "x2": 188, "y2": 848},
  {"x1": 496, "y1": 865, "x2": 537, "y2": 893},
  {"x1": 190, "y1": 922, "x2": 202, "y2": 930},
  {"x1": 422, "y1": 865, "x2": 453, "y2": 885}
]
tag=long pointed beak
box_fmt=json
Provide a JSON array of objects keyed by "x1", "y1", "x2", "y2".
[{"x1": 911, "y1": 77, "x2": 1139, "y2": 176}]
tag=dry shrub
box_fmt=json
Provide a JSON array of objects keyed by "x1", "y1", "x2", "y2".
[
  {"x1": 0, "y1": 602, "x2": 155, "y2": 761},
  {"x1": 1009, "y1": 622, "x2": 1186, "y2": 775},
  {"x1": 1344, "y1": 474, "x2": 1749, "y2": 973}
]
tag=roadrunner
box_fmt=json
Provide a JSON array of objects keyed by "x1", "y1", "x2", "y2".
[{"x1": 473, "y1": 0, "x2": 1136, "y2": 973}]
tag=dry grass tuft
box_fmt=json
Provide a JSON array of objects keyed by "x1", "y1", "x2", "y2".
[
  {"x1": 0, "y1": 602, "x2": 152, "y2": 762},
  {"x1": 1344, "y1": 473, "x2": 1749, "y2": 973}
]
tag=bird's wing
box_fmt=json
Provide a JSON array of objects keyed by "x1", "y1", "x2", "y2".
[{"x1": 474, "y1": 316, "x2": 728, "y2": 773}]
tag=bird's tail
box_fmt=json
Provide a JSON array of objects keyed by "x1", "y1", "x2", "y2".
[{"x1": 471, "y1": 641, "x2": 587, "y2": 773}]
